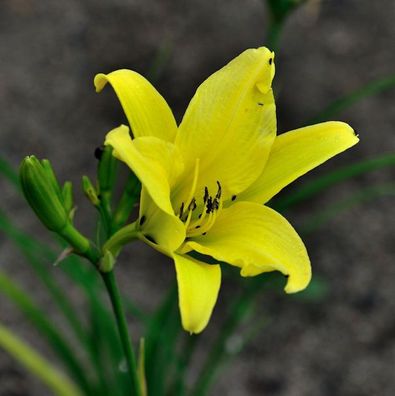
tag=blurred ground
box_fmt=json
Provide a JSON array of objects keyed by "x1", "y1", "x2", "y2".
[{"x1": 1, "y1": 0, "x2": 395, "y2": 395}]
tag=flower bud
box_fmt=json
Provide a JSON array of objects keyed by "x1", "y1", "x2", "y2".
[
  {"x1": 82, "y1": 175, "x2": 100, "y2": 206},
  {"x1": 62, "y1": 181, "x2": 74, "y2": 218},
  {"x1": 19, "y1": 156, "x2": 69, "y2": 233},
  {"x1": 97, "y1": 145, "x2": 118, "y2": 195}
]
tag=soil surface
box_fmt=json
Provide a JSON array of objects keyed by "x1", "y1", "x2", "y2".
[{"x1": 1, "y1": 1, "x2": 395, "y2": 395}]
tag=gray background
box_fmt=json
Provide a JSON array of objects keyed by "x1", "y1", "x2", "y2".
[{"x1": 1, "y1": 0, "x2": 395, "y2": 395}]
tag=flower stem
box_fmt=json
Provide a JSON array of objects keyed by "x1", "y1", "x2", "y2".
[{"x1": 101, "y1": 271, "x2": 141, "y2": 396}]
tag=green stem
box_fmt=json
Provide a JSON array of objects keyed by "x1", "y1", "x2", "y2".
[
  {"x1": 266, "y1": 20, "x2": 283, "y2": 52},
  {"x1": 112, "y1": 173, "x2": 141, "y2": 232},
  {"x1": 103, "y1": 222, "x2": 139, "y2": 257},
  {"x1": 101, "y1": 271, "x2": 141, "y2": 396},
  {"x1": 59, "y1": 223, "x2": 101, "y2": 264}
]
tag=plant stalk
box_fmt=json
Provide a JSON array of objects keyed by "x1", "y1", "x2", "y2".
[{"x1": 101, "y1": 271, "x2": 141, "y2": 396}]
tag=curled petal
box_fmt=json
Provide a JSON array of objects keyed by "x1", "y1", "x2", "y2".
[
  {"x1": 105, "y1": 125, "x2": 183, "y2": 215},
  {"x1": 95, "y1": 70, "x2": 177, "y2": 142},
  {"x1": 186, "y1": 202, "x2": 311, "y2": 293}
]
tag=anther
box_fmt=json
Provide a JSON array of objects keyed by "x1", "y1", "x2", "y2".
[
  {"x1": 188, "y1": 197, "x2": 197, "y2": 211},
  {"x1": 203, "y1": 186, "x2": 209, "y2": 203},
  {"x1": 202, "y1": 232, "x2": 207, "y2": 236},
  {"x1": 231, "y1": 195, "x2": 237, "y2": 201},
  {"x1": 212, "y1": 198, "x2": 219, "y2": 211},
  {"x1": 179, "y1": 202, "x2": 184, "y2": 219},
  {"x1": 215, "y1": 181, "x2": 222, "y2": 199},
  {"x1": 269, "y1": 58, "x2": 273, "y2": 65},
  {"x1": 139, "y1": 215, "x2": 146, "y2": 226},
  {"x1": 257, "y1": 102, "x2": 264, "y2": 106},
  {"x1": 206, "y1": 197, "x2": 213, "y2": 213}
]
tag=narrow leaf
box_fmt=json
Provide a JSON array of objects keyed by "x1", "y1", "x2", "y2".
[
  {"x1": 0, "y1": 323, "x2": 83, "y2": 396},
  {"x1": 272, "y1": 153, "x2": 395, "y2": 211},
  {"x1": 307, "y1": 73, "x2": 395, "y2": 124}
]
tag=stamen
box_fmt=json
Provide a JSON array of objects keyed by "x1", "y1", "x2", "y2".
[
  {"x1": 215, "y1": 181, "x2": 222, "y2": 199},
  {"x1": 184, "y1": 207, "x2": 194, "y2": 229},
  {"x1": 203, "y1": 186, "x2": 209, "y2": 203},
  {"x1": 188, "y1": 197, "x2": 197, "y2": 212},
  {"x1": 206, "y1": 196, "x2": 213, "y2": 213},
  {"x1": 179, "y1": 202, "x2": 184, "y2": 219},
  {"x1": 184, "y1": 158, "x2": 200, "y2": 208}
]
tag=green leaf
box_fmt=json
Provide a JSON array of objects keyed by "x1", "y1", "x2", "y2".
[
  {"x1": 301, "y1": 183, "x2": 395, "y2": 235},
  {"x1": 0, "y1": 271, "x2": 93, "y2": 394},
  {"x1": 272, "y1": 153, "x2": 395, "y2": 211},
  {"x1": 144, "y1": 284, "x2": 181, "y2": 396},
  {"x1": 0, "y1": 322, "x2": 83, "y2": 396},
  {"x1": 191, "y1": 278, "x2": 265, "y2": 396},
  {"x1": 0, "y1": 209, "x2": 87, "y2": 344},
  {"x1": 307, "y1": 73, "x2": 395, "y2": 124}
]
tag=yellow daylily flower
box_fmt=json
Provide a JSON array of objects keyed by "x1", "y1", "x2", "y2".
[{"x1": 95, "y1": 47, "x2": 359, "y2": 334}]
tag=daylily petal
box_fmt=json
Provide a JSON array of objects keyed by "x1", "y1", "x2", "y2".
[
  {"x1": 173, "y1": 253, "x2": 221, "y2": 334},
  {"x1": 95, "y1": 70, "x2": 177, "y2": 142},
  {"x1": 105, "y1": 125, "x2": 184, "y2": 215},
  {"x1": 185, "y1": 202, "x2": 311, "y2": 293},
  {"x1": 139, "y1": 187, "x2": 186, "y2": 254},
  {"x1": 237, "y1": 121, "x2": 359, "y2": 204},
  {"x1": 175, "y1": 47, "x2": 277, "y2": 202}
]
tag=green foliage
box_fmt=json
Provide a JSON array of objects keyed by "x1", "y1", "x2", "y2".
[
  {"x1": 1, "y1": 2, "x2": 395, "y2": 395},
  {"x1": 307, "y1": 73, "x2": 395, "y2": 124},
  {"x1": 0, "y1": 323, "x2": 83, "y2": 396}
]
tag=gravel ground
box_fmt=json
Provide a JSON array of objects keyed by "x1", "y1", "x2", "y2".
[{"x1": 1, "y1": 0, "x2": 395, "y2": 395}]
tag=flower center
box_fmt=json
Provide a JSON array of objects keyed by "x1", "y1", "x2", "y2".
[{"x1": 176, "y1": 181, "x2": 223, "y2": 238}]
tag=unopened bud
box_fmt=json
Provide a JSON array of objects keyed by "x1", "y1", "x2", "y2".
[
  {"x1": 82, "y1": 175, "x2": 100, "y2": 206},
  {"x1": 62, "y1": 181, "x2": 74, "y2": 218},
  {"x1": 19, "y1": 156, "x2": 69, "y2": 232}
]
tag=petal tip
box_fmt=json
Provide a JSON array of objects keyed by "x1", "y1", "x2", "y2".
[
  {"x1": 94, "y1": 73, "x2": 108, "y2": 93},
  {"x1": 284, "y1": 267, "x2": 312, "y2": 294}
]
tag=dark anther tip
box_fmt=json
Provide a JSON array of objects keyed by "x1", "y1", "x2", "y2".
[
  {"x1": 202, "y1": 232, "x2": 207, "y2": 236},
  {"x1": 139, "y1": 215, "x2": 146, "y2": 226},
  {"x1": 257, "y1": 102, "x2": 264, "y2": 106},
  {"x1": 231, "y1": 195, "x2": 237, "y2": 201},
  {"x1": 269, "y1": 58, "x2": 273, "y2": 65},
  {"x1": 94, "y1": 146, "x2": 105, "y2": 160}
]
